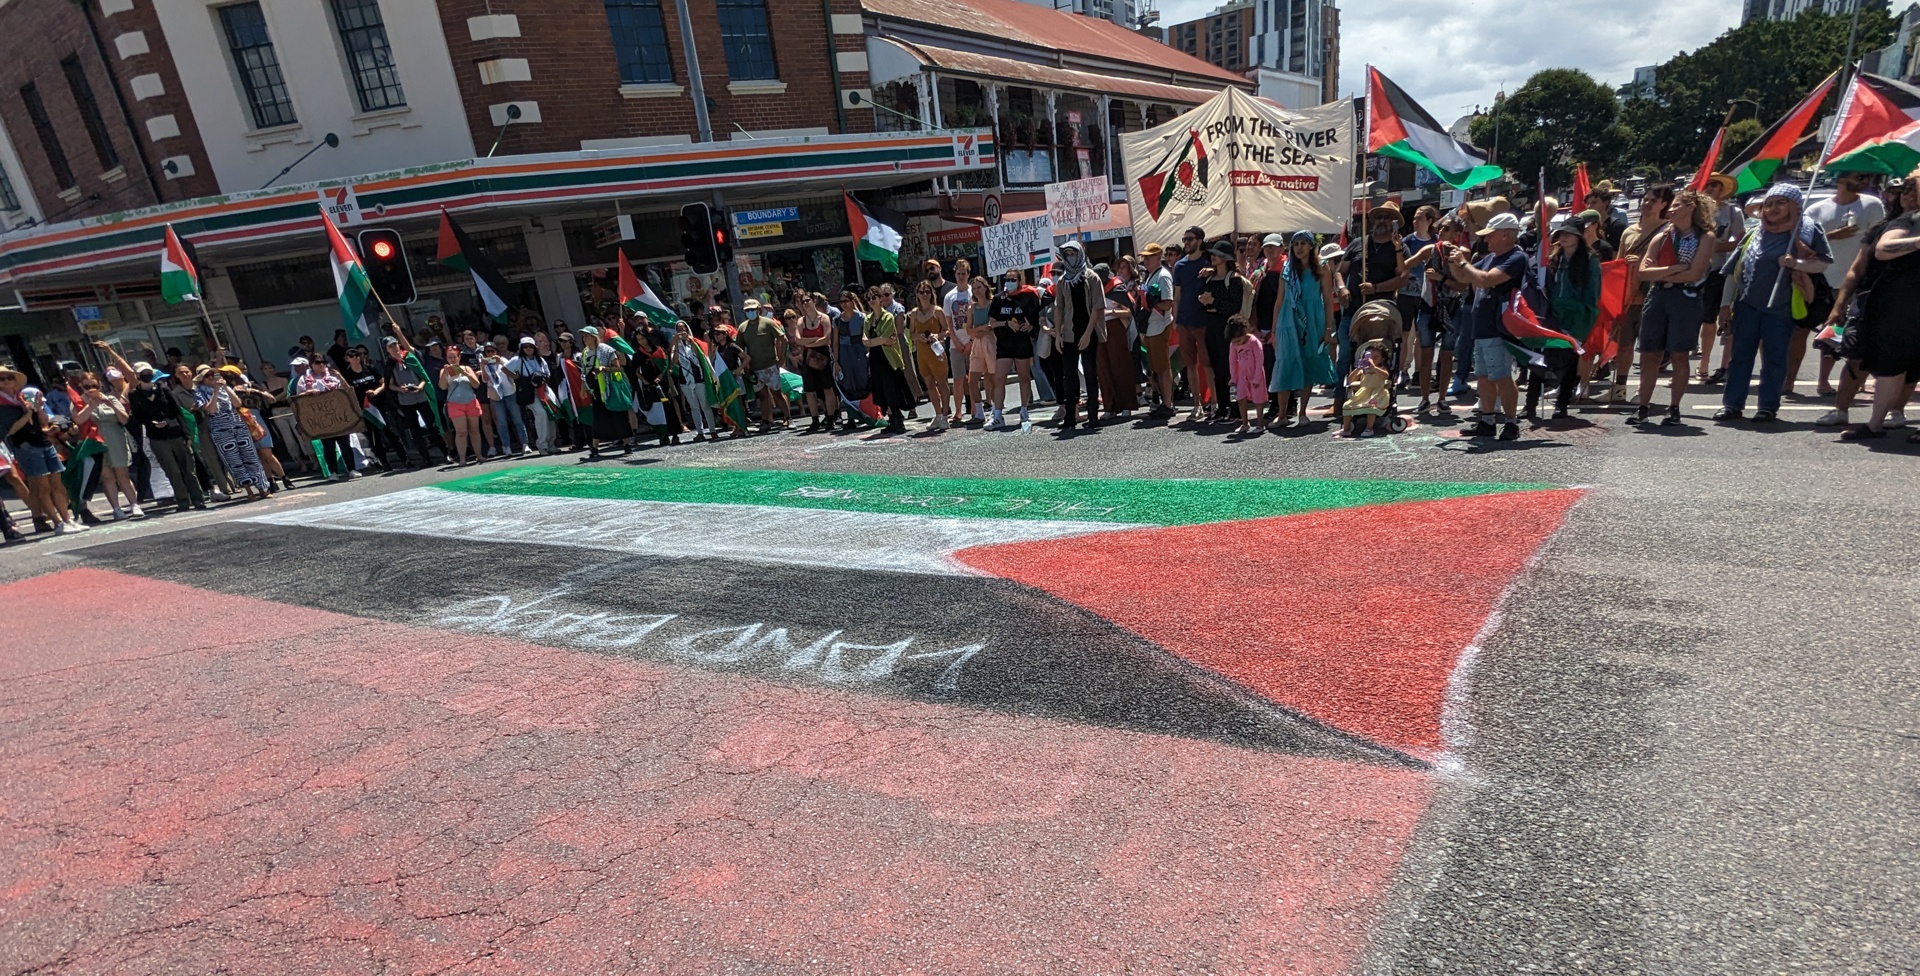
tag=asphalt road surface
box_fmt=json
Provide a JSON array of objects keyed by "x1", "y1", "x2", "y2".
[{"x1": 3, "y1": 384, "x2": 1916, "y2": 976}]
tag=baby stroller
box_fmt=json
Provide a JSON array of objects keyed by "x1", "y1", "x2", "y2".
[{"x1": 1348, "y1": 300, "x2": 1410, "y2": 433}]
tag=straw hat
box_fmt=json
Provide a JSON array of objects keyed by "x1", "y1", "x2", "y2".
[{"x1": 1705, "y1": 172, "x2": 1737, "y2": 199}]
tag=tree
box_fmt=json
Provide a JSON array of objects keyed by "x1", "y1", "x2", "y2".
[
  {"x1": 1468, "y1": 69, "x2": 1628, "y2": 187},
  {"x1": 1621, "y1": 8, "x2": 1896, "y2": 172}
]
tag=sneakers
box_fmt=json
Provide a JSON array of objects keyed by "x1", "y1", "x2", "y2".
[
  {"x1": 1472, "y1": 420, "x2": 1497, "y2": 438},
  {"x1": 1629, "y1": 404, "x2": 1651, "y2": 425},
  {"x1": 1661, "y1": 407, "x2": 1683, "y2": 427},
  {"x1": 1815, "y1": 408, "x2": 1850, "y2": 426},
  {"x1": 1887, "y1": 409, "x2": 1909, "y2": 428},
  {"x1": 210, "y1": 490, "x2": 231, "y2": 502},
  {"x1": 127, "y1": 505, "x2": 147, "y2": 520},
  {"x1": 988, "y1": 409, "x2": 1004, "y2": 430},
  {"x1": 1499, "y1": 422, "x2": 1521, "y2": 441}
]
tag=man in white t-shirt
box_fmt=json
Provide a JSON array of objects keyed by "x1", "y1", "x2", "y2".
[
  {"x1": 1140, "y1": 243, "x2": 1177, "y2": 417},
  {"x1": 1800, "y1": 173, "x2": 1884, "y2": 395}
]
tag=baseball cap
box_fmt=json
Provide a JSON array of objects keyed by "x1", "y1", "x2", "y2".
[
  {"x1": 742, "y1": 298, "x2": 762, "y2": 311},
  {"x1": 1261, "y1": 233, "x2": 1287, "y2": 248},
  {"x1": 1476, "y1": 212, "x2": 1524, "y2": 235}
]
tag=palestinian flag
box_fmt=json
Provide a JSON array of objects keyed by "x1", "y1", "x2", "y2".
[
  {"x1": 247, "y1": 466, "x2": 1581, "y2": 761},
  {"x1": 1689, "y1": 126, "x2": 1727, "y2": 192},
  {"x1": 436, "y1": 209, "x2": 512, "y2": 324},
  {"x1": 618, "y1": 251, "x2": 676, "y2": 328},
  {"x1": 322, "y1": 211, "x2": 375, "y2": 341},
  {"x1": 549, "y1": 355, "x2": 592, "y2": 427},
  {"x1": 1367, "y1": 66, "x2": 1502, "y2": 190},
  {"x1": 1725, "y1": 70, "x2": 1839, "y2": 192},
  {"x1": 159, "y1": 225, "x2": 200, "y2": 304},
  {"x1": 1501, "y1": 285, "x2": 1583, "y2": 369},
  {"x1": 1823, "y1": 71, "x2": 1920, "y2": 175},
  {"x1": 706, "y1": 339, "x2": 748, "y2": 434},
  {"x1": 1137, "y1": 129, "x2": 1207, "y2": 221},
  {"x1": 844, "y1": 192, "x2": 902, "y2": 273}
]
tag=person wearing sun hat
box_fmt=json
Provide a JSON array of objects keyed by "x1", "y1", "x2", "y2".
[
  {"x1": 1716, "y1": 181, "x2": 1832, "y2": 423},
  {"x1": 1337, "y1": 203, "x2": 1410, "y2": 415}
]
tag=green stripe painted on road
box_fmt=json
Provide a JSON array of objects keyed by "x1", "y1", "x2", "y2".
[{"x1": 440, "y1": 467, "x2": 1548, "y2": 527}]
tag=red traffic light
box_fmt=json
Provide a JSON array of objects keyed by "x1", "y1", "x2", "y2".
[{"x1": 370, "y1": 239, "x2": 396, "y2": 259}]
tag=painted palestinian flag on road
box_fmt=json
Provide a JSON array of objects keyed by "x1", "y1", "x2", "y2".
[
  {"x1": 618, "y1": 251, "x2": 677, "y2": 327},
  {"x1": 1724, "y1": 70, "x2": 1838, "y2": 193},
  {"x1": 158, "y1": 225, "x2": 200, "y2": 305},
  {"x1": 246, "y1": 466, "x2": 1581, "y2": 760},
  {"x1": 844, "y1": 192, "x2": 903, "y2": 272},
  {"x1": 1824, "y1": 72, "x2": 1920, "y2": 175},
  {"x1": 1368, "y1": 66, "x2": 1502, "y2": 190},
  {"x1": 436, "y1": 209, "x2": 512, "y2": 325},
  {"x1": 322, "y1": 211, "x2": 375, "y2": 341}
]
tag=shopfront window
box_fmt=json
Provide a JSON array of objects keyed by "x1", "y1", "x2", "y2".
[{"x1": 1055, "y1": 93, "x2": 1102, "y2": 183}]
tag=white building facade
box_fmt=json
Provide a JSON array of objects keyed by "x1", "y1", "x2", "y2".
[{"x1": 149, "y1": 0, "x2": 475, "y2": 192}]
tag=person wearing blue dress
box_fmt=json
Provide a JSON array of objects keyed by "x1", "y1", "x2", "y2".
[{"x1": 1267, "y1": 231, "x2": 1339, "y2": 428}]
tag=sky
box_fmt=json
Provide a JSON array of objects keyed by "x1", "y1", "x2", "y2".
[{"x1": 1155, "y1": 0, "x2": 1741, "y2": 126}]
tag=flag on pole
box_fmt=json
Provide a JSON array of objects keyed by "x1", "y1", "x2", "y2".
[
  {"x1": 1536, "y1": 168, "x2": 1550, "y2": 289},
  {"x1": 707, "y1": 339, "x2": 748, "y2": 434},
  {"x1": 159, "y1": 225, "x2": 201, "y2": 304},
  {"x1": 1367, "y1": 66, "x2": 1503, "y2": 190},
  {"x1": 618, "y1": 251, "x2": 678, "y2": 327},
  {"x1": 844, "y1": 191, "x2": 903, "y2": 272},
  {"x1": 1592, "y1": 259, "x2": 1629, "y2": 363},
  {"x1": 1572, "y1": 163, "x2": 1591, "y2": 211},
  {"x1": 322, "y1": 209, "x2": 375, "y2": 341},
  {"x1": 1689, "y1": 127, "x2": 1727, "y2": 192},
  {"x1": 435, "y1": 209, "x2": 512, "y2": 325},
  {"x1": 1724, "y1": 71, "x2": 1839, "y2": 193},
  {"x1": 1822, "y1": 72, "x2": 1920, "y2": 174}
]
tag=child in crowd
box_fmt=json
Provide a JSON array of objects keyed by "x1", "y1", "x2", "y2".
[
  {"x1": 1341, "y1": 339, "x2": 1393, "y2": 438},
  {"x1": 1226, "y1": 314, "x2": 1267, "y2": 433}
]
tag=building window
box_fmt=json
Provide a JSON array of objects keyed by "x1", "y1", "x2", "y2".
[
  {"x1": 331, "y1": 0, "x2": 405, "y2": 112},
  {"x1": 19, "y1": 84, "x2": 76, "y2": 190},
  {"x1": 59, "y1": 56, "x2": 120, "y2": 170},
  {"x1": 715, "y1": 0, "x2": 775, "y2": 81},
  {"x1": 220, "y1": 2, "x2": 297, "y2": 128},
  {"x1": 605, "y1": 0, "x2": 673, "y2": 84},
  {"x1": 0, "y1": 167, "x2": 20, "y2": 212}
]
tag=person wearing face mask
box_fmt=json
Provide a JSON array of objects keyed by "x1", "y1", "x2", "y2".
[
  {"x1": 989, "y1": 268, "x2": 1042, "y2": 429},
  {"x1": 1047, "y1": 241, "x2": 1105, "y2": 430}
]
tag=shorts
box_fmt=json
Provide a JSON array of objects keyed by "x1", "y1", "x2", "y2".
[
  {"x1": 1472, "y1": 337, "x2": 1515, "y2": 379},
  {"x1": 1639, "y1": 286, "x2": 1703, "y2": 354},
  {"x1": 1177, "y1": 324, "x2": 1207, "y2": 366},
  {"x1": 1698, "y1": 272, "x2": 1727, "y2": 325},
  {"x1": 1611, "y1": 303, "x2": 1644, "y2": 349},
  {"x1": 12, "y1": 442, "x2": 64, "y2": 478},
  {"x1": 967, "y1": 331, "x2": 997, "y2": 373},
  {"x1": 1415, "y1": 306, "x2": 1442, "y2": 349},
  {"x1": 801, "y1": 362, "x2": 834, "y2": 394},
  {"x1": 447, "y1": 398, "x2": 483, "y2": 420},
  {"x1": 1394, "y1": 294, "x2": 1423, "y2": 332},
  {"x1": 754, "y1": 366, "x2": 782, "y2": 390},
  {"x1": 994, "y1": 326, "x2": 1034, "y2": 361},
  {"x1": 1144, "y1": 330, "x2": 1172, "y2": 372}
]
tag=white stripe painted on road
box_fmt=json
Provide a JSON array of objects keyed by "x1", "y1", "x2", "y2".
[{"x1": 241, "y1": 487, "x2": 1135, "y2": 577}]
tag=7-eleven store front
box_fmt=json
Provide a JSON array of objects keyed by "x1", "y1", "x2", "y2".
[{"x1": 0, "y1": 130, "x2": 994, "y2": 387}]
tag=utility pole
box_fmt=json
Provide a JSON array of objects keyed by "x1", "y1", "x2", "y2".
[{"x1": 672, "y1": 0, "x2": 713, "y2": 144}]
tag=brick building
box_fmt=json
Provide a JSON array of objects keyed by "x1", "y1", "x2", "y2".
[{"x1": 0, "y1": 0, "x2": 1234, "y2": 384}]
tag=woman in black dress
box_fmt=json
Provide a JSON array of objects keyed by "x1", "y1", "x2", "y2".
[{"x1": 1845, "y1": 177, "x2": 1920, "y2": 441}]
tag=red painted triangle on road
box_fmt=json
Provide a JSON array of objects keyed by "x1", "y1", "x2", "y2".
[{"x1": 954, "y1": 490, "x2": 1584, "y2": 758}]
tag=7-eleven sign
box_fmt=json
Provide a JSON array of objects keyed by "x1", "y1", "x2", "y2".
[{"x1": 319, "y1": 185, "x2": 363, "y2": 227}]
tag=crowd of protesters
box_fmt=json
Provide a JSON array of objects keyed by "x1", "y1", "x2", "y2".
[{"x1": 6, "y1": 168, "x2": 1917, "y2": 543}]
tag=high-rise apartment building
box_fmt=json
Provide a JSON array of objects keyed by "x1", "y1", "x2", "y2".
[
  {"x1": 1742, "y1": 0, "x2": 1886, "y2": 23},
  {"x1": 1167, "y1": 1, "x2": 1253, "y2": 74},
  {"x1": 1009, "y1": 0, "x2": 1141, "y2": 28}
]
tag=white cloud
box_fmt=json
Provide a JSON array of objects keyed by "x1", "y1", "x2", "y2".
[{"x1": 1157, "y1": 0, "x2": 1739, "y2": 126}]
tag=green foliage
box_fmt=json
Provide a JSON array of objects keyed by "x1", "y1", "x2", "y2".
[
  {"x1": 1723, "y1": 117, "x2": 1766, "y2": 160},
  {"x1": 1621, "y1": 8, "x2": 1896, "y2": 171},
  {"x1": 1467, "y1": 69, "x2": 1628, "y2": 185}
]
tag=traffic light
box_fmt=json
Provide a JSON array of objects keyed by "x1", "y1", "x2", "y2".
[
  {"x1": 679, "y1": 202, "x2": 721, "y2": 274},
  {"x1": 713, "y1": 219, "x2": 733, "y2": 268},
  {"x1": 356, "y1": 228, "x2": 416, "y2": 305}
]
